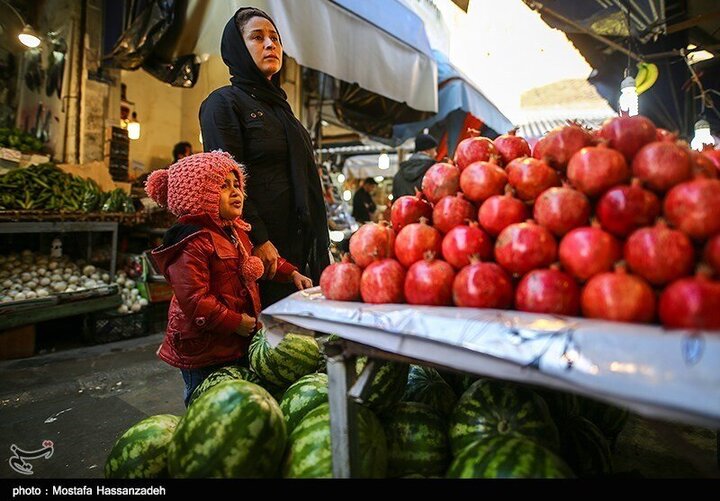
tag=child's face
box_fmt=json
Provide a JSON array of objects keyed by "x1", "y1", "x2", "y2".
[{"x1": 219, "y1": 172, "x2": 244, "y2": 220}]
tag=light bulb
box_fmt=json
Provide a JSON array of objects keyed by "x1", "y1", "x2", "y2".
[
  {"x1": 378, "y1": 153, "x2": 390, "y2": 170},
  {"x1": 128, "y1": 112, "x2": 140, "y2": 140},
  {"x1": 691, "y1": 120, "x2": 715, "y2": 151},
  {"x1": 618, "y1": 76, "x2": 638, "y2": 117},
  {"x1": 18, "y1": 25, "x2": 41, "y2": 48},
  {"x1": 343, "y1": 190, "x2": 352, "y2": 201},
  {"x1": 329, "y1": 231, "x2": 345, "y2": 243},
  {"x1": 374, "y1": 176, "x2": 384, "y2": 183},
  {"x1": 337, "y1": 173, "x2": 346, "y2": 183}
]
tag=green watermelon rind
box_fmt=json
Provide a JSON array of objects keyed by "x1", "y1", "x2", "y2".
[
  {"x1": 187, "y1": 365, "x2": 261, "y2": 407},
  {"x1": 560, "y1": 415, "x2": 613, "y2": 478},
  {"x1": 168, "y1": 380, "x2": 286, "y2": 478},
  {"x1": 104, "y1": 414, "x2": 181, "y2": 479},
  {"x1": 280, "y1": 373, "x2": 329, "y2": 433},
  {"x1": 355, "y1": 357, "x2": 409, "y2": 414},
  {"x1": 249, "y1": 330, "x2": 321, "y2": 389},
  {"x1": 447, "y1": 434, "x2": 575, "y2": 479},
  {"x1": 402, "y1": 365, "x2": 458, "y2": 418}
]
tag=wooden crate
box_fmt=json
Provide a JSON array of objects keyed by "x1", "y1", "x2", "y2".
[{"x1": 0, "y1": 325, "x2": 36, "y2": 360}]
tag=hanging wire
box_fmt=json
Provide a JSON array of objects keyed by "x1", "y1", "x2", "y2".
[{"x1": 681, "y1": 48, "x2": 717, "y2": 120}]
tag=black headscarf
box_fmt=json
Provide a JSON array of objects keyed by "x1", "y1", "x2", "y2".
[{"x1": 220, "y1": 11, "x2": 329, "y2": 281}]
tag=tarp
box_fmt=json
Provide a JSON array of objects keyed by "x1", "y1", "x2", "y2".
[
  {"x1": 342, "y1": 154, "x2": 399, "y2": 179},
  {"x1": 261, "y1": 288, "x2": 720, "y2": 428},
  {"x1": 188, "y1": 0, "x2": 438, "y2": 113},
  {"x1": 393, "y1": 50, "x2": 513, "y2": 144}
]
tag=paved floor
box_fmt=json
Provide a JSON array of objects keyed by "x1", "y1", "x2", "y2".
[{"x1": 0, "y1": 334, "x2": 717, "y2": 479}]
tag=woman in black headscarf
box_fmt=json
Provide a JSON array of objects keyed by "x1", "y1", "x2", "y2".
[{"x1": 200, "y1": 8, "x2": 330, "y2": 307}]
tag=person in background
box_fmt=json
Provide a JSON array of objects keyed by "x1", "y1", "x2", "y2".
[
  {"x1": 145, "y1": 151, "x2": 312, "y2": 407},
  {"x1": 352, "y1": 177, "x2": 377, "y2": 223},
  {"x1": 199, "y1": 7, "x2": 329, "y2": 307},
  {"x1": 392, "y1": 133, "x2": 438, "y2": 199},
  {"x1": 172, "y1": 141, "x2": 193, "y2": 162}
]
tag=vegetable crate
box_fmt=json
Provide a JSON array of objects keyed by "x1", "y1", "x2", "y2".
[{"x1": 83, "y1": 309, "x2": 150, "y2": 344}]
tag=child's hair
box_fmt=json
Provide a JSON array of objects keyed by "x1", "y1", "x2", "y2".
[{"x1": 145, "y1": 151, "x2": 246, "y2": 220}]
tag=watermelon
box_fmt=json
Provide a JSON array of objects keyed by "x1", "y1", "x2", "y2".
[
  {"x1": 438, "y1": 369, "x2": 477, "y2": 396},
  {"x1": 577, "y1": 396, "x2": 630, "y2": 445},
  {"x1": 280, "y1": 373, "x2": 329, "y2": 433},
  {"x1": 168, "y1": 380, "x2": 286, "y2": 478},
  {"x1": 105, "y1": 414, "x2": 180, "y2": 479},
  {"x1": 447, "y1": 435, "x2": 575, "y2": 478},
  {"x1": 402, "y1": 365, "x2": 457, "y2": 418},
  {"x1": 187, "y1": 365, "x2": 261, "y2": 406},
  {"x1": 355, "y1": 357, "x2": 409, "y2": 414},
  {"x1": 535, "y1": 388, "x2": 580, "y2": 424},
  {"x1": 383, "y1": 402, "x2": 450, "y2": 478},
  {"x1": 249, "y1": 329, "x2": 321, "y2": 389},
  {"x1": 560, "y1": 415, "x2": 613, "y2": 478},
  {"x1": 283, "y1": 402, "x2": 387, "y2": 478},
  {"x1": 449, "y1": 379, "x2": 559, "y2": 454}
]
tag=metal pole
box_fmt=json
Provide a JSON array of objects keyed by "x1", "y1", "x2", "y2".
[{"x1": 326, "y1": 350, "x2": 359, "y2": 478}]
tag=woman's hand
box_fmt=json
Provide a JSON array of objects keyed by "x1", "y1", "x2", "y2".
[
  {"x1": 235, "y1": 314, "x2": 257, "y2": 337},
  {"x1": 253, "y1": 241, "x2": 279, "y2": 279},
  {"x1": 291, "y1": 271, "x2": 313, "y2": 290}
]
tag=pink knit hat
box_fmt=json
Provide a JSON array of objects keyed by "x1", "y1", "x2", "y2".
[{"x1": 144, "y1": 151, "x2": 246, "y2": 220}]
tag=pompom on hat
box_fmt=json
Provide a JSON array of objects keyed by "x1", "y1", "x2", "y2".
[{"x1": 145, "y1": 151, "x2": 246, "y2": 221}]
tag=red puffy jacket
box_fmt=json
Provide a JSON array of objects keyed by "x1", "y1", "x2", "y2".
[{"x1": 150, "y1": 214, "x2": 296, "y2": 369}]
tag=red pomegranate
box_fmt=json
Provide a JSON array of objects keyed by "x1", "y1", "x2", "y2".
[
  {"x1": 690, "y1": 150, "x2": 718, "y2": 179},
  {"x1": 515, "y1": 268, "x2": 580, "y2": 316},
  {"x1": 493, "y1": 129, "x2": 531, "y2": 165},
  {"x1": 704, "y1": 235, "x2": 720, "y2": 275},
  {"x1": 394, "y1": 218, "x2": 443, "y2": 268},
  {"x1": 452, "y1": 260, "x2": 513, "y2": 308},
  {"x1": 320, "y1": 255, "x2": 362, "y2": 301},
  {"x1": 659, "y1": 273, "x2": 720, "y2": 330},
  {"x1": 421, "y1": 162, "x2": 461, "y2": 204},
  {"x1": 598, "y1": 115, "x2": 657, "y2": 162},
  {"x1": 656, "y1": 128, "x2": 677, "y2": 142},
  {"x1": 664, "y1": 178, "x2": 720, "y2": 240},
  {"x1": 532, "y1": 123, "x2": 594, "y2": 170},
  {"x1": 533, "y1": 187, "x2": 591, "y2": 237},
  {"x1": 495, "y1": 222, "x2": 558, "y2": 276},
  {"x1": 478, "y1": 191, "x2": 529, "y2": 237},
  {"x1": 632, "y1": 141, "x2": 692, "y2": 192},
  {"x1": 701, "y1": 147, "x2": 720, "y2": 172},
  {"x1": 349, "y1": 222, "x2": 395, "y2": 268},
  {"x1": 581, "y1": 267, "x2": 656, "y2": 323},
  {"x1": 360, "y1": 259, "x2": 406, "y2": 304},
  {"x1": 433, "y1": 193, "x2": 477, "y2": 234},
  {"x1": 390, "y1": 190, "x2": 433, "y2": 233},
  {"x1": 624, "y1": 221, "x2": 695, "y2": 286},
  {"x1": 506, "y1": 157, "x2": 561, "y2": 202},
  {"x1": 567, "y1": 145, "x2": 630, "y2": 197},
  {"x1": 441, "y1": 222, "x2": 493, "y2": 269},
  {"x1": 404, "y1": 253, "x2": 455, "y2": 306},
  {"x1": 459, "y1": 161, "x2": 507, "y2": 203},
  {"x1": 596, "y1": 180, "x2": 661, "y2": 237},
  {"x1": 559, "y1": 226, "x2": 621, "y2": 281},
  {"x1": 454, "y1": 135, "x2": 498, "y2": 170}
]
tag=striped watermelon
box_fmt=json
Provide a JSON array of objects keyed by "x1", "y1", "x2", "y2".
[
  {"x1": 402, "y1": 365, "x2": 457, "y2": 418},
  {"x1": 282, "y1": 402, "x2": 387, "y2": 478},
  {"x1": 438, "y1": 370, "x2": 477, "y2": 396},
  {"x1": 187, "y1": 365, "x2": 261, "y2": 406},
  {"x1": 560, "y1": 415, "x2": 613, "y2": 478},
  {"x1": 535, "y1": 388, "x2": 580, "y2": 424},
  {"x1": 249, "y1": 329, "x2": 321, "y2": 389},
  {"x1": 105, "y1": 414, "x2": 180, "y2": 479},
  {"x1": 447, "y1": 435, "x2": 575, "y2": 478},
  {"x1": 384, "y1": 402, "x2": 450, "y2": 478},
  {"x1": 280, "y1": 373, "x2": 329, "y2": 433},
  {"x1": 355, "y1": 357, "x2": 409, "y2": 414},
  {"x1": 449, "y1": 379, "x2": 559, "y2": 454},
  {"x1": 577, "y1": 396, "x2": 630, "y2": 445},
  {"x1": 168, "y1": 380, "x2": 286, "y2": 478}
]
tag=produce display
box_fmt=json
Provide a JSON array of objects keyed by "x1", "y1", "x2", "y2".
[
  {"x1": 0, "y1": 163, "x2": 135, "y2": 212},
  {"x1": 322, "y1": 115, "x2": 720, "y2": 331},
  {"x1": 105, "y1": 344, "x2": 629, "y2": 478},
  {"x1": 0, "y1": 127, "x2": 44, "y2": 153}
]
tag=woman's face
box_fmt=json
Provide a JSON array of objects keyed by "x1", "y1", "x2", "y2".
[
  {"x1": 219, "y1": 172, "x2": 244, "y2": 220},
  {"x1": 242, "y1": 16, "x2": 282, "y2": 80}
]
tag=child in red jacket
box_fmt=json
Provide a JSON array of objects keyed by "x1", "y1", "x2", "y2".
[{"x1": 145, "y1": 151, "x2": 312, "y2": 406}]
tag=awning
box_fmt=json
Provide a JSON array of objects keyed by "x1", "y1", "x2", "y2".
[
  {"x1": 393, "y1": 50, "x2": 513, "y2": 142},
  {"x1": 343, "y1": 154, "x2": 399, "y2": 179},
  {"x1": 516, "y1": 109, "x2": 616, "y2": 141},
  {"x1": 189, "y1": 0, "x2": 438, "y2": 113}
]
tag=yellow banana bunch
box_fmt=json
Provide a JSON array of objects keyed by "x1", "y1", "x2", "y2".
[{"x1": 635, "y1": 62, "x2": 659, "y2": 95}]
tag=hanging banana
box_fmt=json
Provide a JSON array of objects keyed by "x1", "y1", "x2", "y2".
[{"x1": 635, "y1": 62, "x2": 659, "y2": 95}]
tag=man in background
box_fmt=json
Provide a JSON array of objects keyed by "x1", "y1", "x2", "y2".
[
  {"x1": 392, "y1": 133, "x2": 438, "y2": 199},
  {"x1": 352, "y1": 177, "x2": 378, "y2": 223}
]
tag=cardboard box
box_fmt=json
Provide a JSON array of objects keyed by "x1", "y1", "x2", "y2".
[{"x1": 0, "y1": 325, "x2": 36, "y2": 360}]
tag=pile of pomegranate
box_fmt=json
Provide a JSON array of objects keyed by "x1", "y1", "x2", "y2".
[{"x1": 319, "y1": 116, "x2": 720, "y2": 332}]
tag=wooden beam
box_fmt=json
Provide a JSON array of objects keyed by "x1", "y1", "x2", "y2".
[{"x1": 667, "y1": 11, "x2": 720, "y2": 34}]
